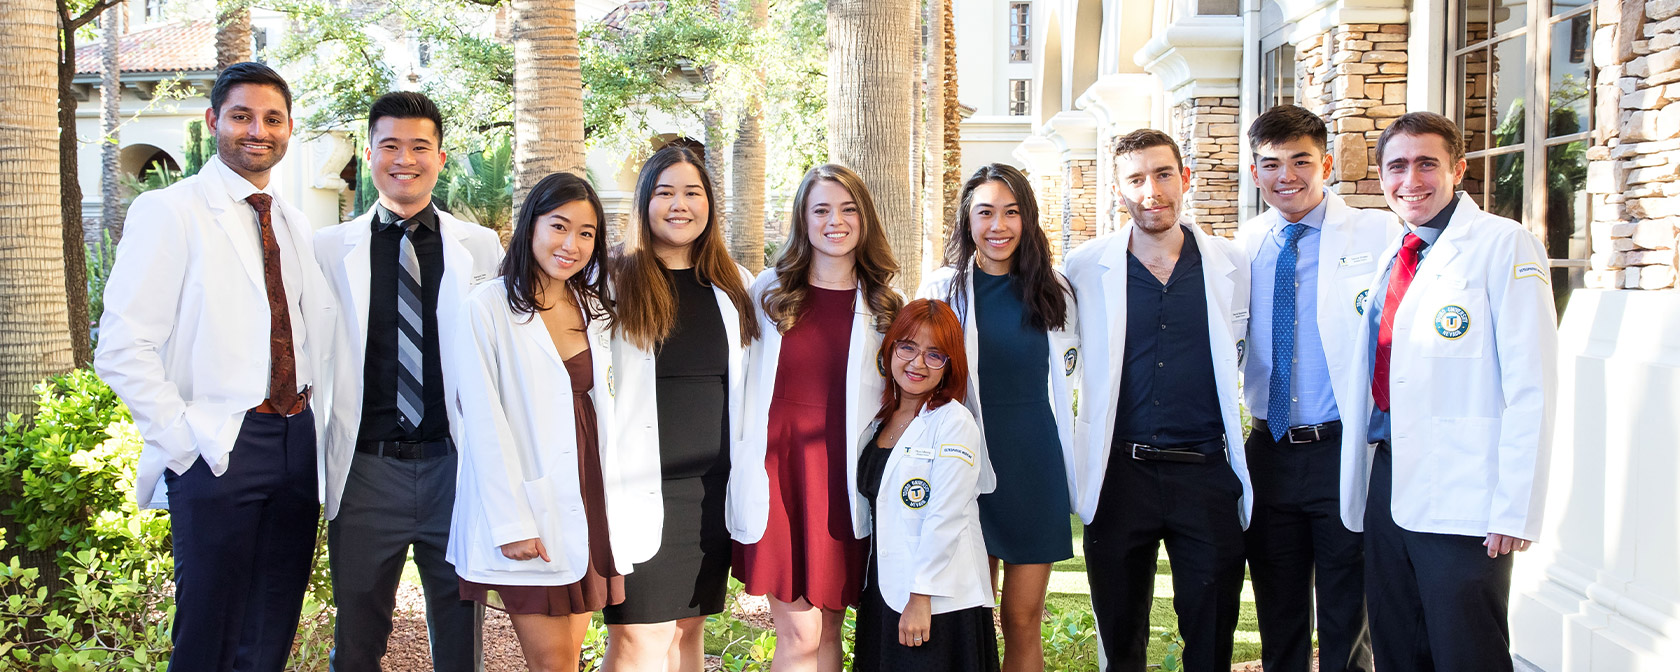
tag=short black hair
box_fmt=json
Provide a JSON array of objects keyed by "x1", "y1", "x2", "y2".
[
  {"x1": 1248, "y1": 104, "x2": 1328, "y2": 154},
  {"x1": 368, "y1": 91, "x2": 445, "y2": 143},
  {"x1": 1114, "y1": 128, "x2": 1184, "y2": 172},
  {"x1": 211, "y1": 62, "x2": 292, "y2": 114}
]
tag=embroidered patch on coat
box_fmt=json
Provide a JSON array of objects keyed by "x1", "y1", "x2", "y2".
[
  {"x1": 1355, "y1": 288, "x2": 1370, "y2": 316},
  {"x1": 939, "y1": 444, "x2": 975, "y2": 466},
  {"x1": 901, "y1": 478, "x2": 931, "y2": 509},
  {"x1": 1434, "y1": 305, "x2": 1470, "y2": 339},
  {"x1": 1063, "y1": 348, "x2": 1078, "y2": 376}
]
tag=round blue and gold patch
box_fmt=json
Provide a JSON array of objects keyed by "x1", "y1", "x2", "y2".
[
  {"x1": 901, "y1": 478, "x2": 931, "y2": 509},
  {"x1": 606, "y1": 365, "x2": 616, "y2": 396},
  {"x1": 1355, "y1": 288, "x2": 1370, "y2": 316},
  {"x1": 1063, "y1": 348, "x2": 1078, "y2": 376},
  {"x1": 1434, "y1": 305, "x2": 1470, "y2": 339}
]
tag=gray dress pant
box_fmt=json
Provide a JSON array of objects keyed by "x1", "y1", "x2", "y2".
[{"x1": 328, "y1": 452, "x2": 480, "y2": 671}]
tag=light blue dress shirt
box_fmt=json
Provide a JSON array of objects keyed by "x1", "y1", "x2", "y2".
[
  {"x1": 1247, "y1": 195, "x2": 1337, "y2": 426},
  {"x1": 1365, "y1": 195, "x2": 1459, "y2": 444}
]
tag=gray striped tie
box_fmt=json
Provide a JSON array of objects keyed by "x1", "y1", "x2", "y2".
[{"x1": 395, "y1": 219, "x2": 424, "y2": 433}]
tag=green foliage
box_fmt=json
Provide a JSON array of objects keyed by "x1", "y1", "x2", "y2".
[
  {"x1": 1041, "y1": 602, "x2": 1100, "y2": 671},
  {"x1": 579, "y1": 0, "x2": 751, "y2": 150},
  {"x1": 758, "y1": 0, "x2": 829, "y2": 186},
  {"x1": 182, "y1": 120, "x2": 214, "y2": 178},
  {"x1": 0, "y1": 371, "x2": 137, "y2": 555},
  {"x1": 118, "y1": 162, "x2": 182, "y2": 202},
  {"x1": 435, "y1": 136, "x2": 515, "y2": 232},
  {"x1": 86, "y1": 232, "x2": 116, "y2": 345},
  {"x1": 1158, "y1": 630, "x2": 1187, "y2": 671}
]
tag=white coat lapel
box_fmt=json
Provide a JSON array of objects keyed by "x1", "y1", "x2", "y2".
[
  {"x1": 1098, "y1": 227, "x2": 1133, "y2": 409},
  {"x1": 207, "y1": 190, "x2": 266, "y2": 289},
  {"x1": 340, "y1": 216, "x2": 375, "y2": 359}
]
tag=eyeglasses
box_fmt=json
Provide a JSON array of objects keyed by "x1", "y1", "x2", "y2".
[{"x1": 893, "y1": 341, "x2": 950, "y2": 370}]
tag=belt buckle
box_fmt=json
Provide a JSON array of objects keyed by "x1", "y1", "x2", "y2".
[
  {"x1": 1129, "y1": 443, "x2": 1144, "y2": 460},
  {"x1": 1287, "y1": 424, "x2": 1320, "y2": 444}
]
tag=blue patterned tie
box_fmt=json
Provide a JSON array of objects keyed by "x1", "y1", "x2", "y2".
[{"x1": 1269, "y1": 223, "x2": 1306, "y2": 441}]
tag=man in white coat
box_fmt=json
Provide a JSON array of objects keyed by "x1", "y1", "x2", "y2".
[
  {"x1": 1235, "y1": 105, "x2": 1396, "y2": 672},
  {"x1": 313, "y1": 92, "x2": 503, "y2": 671},
  {"x1": 95, "y1": 62, "x2": 338, "y2": 672},
  {"x1": 1064, "y1": 129, "x2": 1252, "y2": 672},
  {"x1": 1339, "y1": 111, "x2": 1556, "y2": 671}
]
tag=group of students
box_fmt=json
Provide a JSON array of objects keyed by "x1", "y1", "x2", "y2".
[{"x1": 94, "y1": 60, "x2": 1554, "y2": 672}]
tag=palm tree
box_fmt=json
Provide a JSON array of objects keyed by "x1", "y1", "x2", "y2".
[
  {"x1": 730, "y1": 0, "x2": 768, "y2": 272},
  {"x1": 827, "y1": 0, "x2": 918, "y2": 288},
  {"x1": 939, "y1": 0, "x2": 960, "y2": 238},
  {"x1": 216, "y1": 0, "x2": 254, "y2": 68},
  {"x1": 0, "y1": 0, "x2": 75, "y2": 416},
  {"x1": 100, "y1": 1, "x2": 124, "y2": 243},
  {"x1": 922, "y1": 0, "x2": 944, "y2": 261},
  {"x1": 512, "y1": 0, "x2": 585, "y2": 217}
]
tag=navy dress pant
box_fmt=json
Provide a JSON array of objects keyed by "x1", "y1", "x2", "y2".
[
  {"x1": 1244, "y1": 424, "x2": 1372, "y2": 672},
  {"x1": 1365, "y1": 444, "x2": 1514, "y2": 672},
  {"x1": 164, "y1": 408, "x2": 320, "y2": 672}
]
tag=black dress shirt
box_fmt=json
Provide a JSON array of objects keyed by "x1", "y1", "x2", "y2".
[
  {"x1": 358, "y1": 202, "x2": 449, "y2": 444},
  {"x1": 1112, "y1": 226, "x2": 1225, "y2": 448}
]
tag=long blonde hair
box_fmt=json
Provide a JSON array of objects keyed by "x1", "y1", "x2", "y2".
[
  {"x1": 613, "y1": 145, "x2": 758, "y2": 349},
  {"x1": 761, "y1": 164, "x2": 902, "y2": 333}
]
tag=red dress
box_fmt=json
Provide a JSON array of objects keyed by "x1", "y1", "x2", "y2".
[{"x1": 732, "y1": 287, "x2": 868, "y2": 610}]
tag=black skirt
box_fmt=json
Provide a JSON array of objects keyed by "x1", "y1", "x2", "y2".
[{"x1": 851, "y1": 574, "x2": 1001, "y2": 672}]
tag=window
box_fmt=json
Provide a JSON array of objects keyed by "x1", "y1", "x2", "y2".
[
  {"x1": 1259, "y1": 43, "x2": 1297, "y2": 113},
  {"x1": 1198, "y1": 0, "x2": 1240, "y2": 16},
  {"x1": 252, "y1": 27, "x2": 269, "y2": 63},
  {"x1": 1008, "y1": 79, "x2": 1031, "y2": 116},
  {"x1": 1449, "y1": 0, "x2": 1594, "y2": 310},
  {"x1": 144, "y1": 0, "x2": 165, "y2": 22},
  {"x1": 417, "y1": 40, "x2": 432, "y2": 68},
  {"x1": 1009, "y1": 2, "x2": 1031, "y2": 62}
]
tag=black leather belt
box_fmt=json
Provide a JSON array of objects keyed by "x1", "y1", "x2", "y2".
[
  {"x1": 356, "y1": 437, "x2": 455, "y2": 460},
  {"x1": 1120, "y1": 438, "x2": 1226, "y2": 464},
  {"x1": 1257, "y1": 419, "x2": 1343, "y2": 444}
]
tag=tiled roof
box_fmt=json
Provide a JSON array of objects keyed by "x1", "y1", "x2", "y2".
[
  {"x1": 75, "y1": 20, "x2": 216, "y2": 75},
  {"x1": 599, "y1": 1, "x2": 668, "y2": 32}
]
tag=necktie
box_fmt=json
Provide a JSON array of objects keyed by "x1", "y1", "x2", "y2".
[
  {"x1": 1268, "y1": 223, "x2": 1306, "y2": 441},
  {"x1": 1372, "y1": 233, "x2": 1428, "y2": 412},
  {"x1": 246, "y1": 193, "x2": 300, "y2": 413},
  {"x1": 394, "y1": 218, "x2": 425, "y2": 433}
]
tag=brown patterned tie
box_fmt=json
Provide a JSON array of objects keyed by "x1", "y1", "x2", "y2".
[{"x1": 245, "y1": 193, "x2": 300, "y2": 413}]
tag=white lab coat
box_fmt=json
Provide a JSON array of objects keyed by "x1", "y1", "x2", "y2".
[
  {"x1": 312, "y1": 209, "x2": 504, "y2": 520},
  {"x1": 916, "y1": 262, "x2": 1081, "y2": 510},
  {"x1": 95, "y1": 157, "x2": 338, "y2": 509},
  {"x1": 447, "y1": 279, "x2": 643, "y2": 584},
  {"x1": 607, "y1": 264, "x2": 754, "y2": 564},
  {"x1": 1235, "y1": 190, "x2": 1401, "y2": 429},
  {"x1": 854, "y1": 402, "x2": 995, "y2": 614},
  {"x1": 726, "y1": 269, "x2": 891, "y2": 544},
  {"x1": 1338, "y1": 195, "x2": 1557, "y2": 541},
  {"x1": 1062, "y1": 224, "x2": 1254, "y2": 527}
]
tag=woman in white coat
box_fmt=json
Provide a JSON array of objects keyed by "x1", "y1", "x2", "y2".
[
  {"x1": 601, "y1": 146, "x2": 759, "y2": 672},
  {"x1": 729, "y1": 164, "x2": 903, "y2": 671},
  {"x1": 448, "y1": 172, "x2": 641, "y2": 672},
  {"x1": 917, "y1": 164, "x2": 1078, "y2": 672},
  {"x1": 851, "y1": 299, "x2": 998, "y2": 672}
]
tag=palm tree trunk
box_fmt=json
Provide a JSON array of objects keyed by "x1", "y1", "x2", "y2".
[
  {"x1": 2, "y1": 0, "x2": 75, "y2": 415},
  {"x1": 922, "y1": 0, "x2": 944, "y2": 264},
  {"x1": 101, "y1": 2, "x2": 124, "y2": 242},
  {"x1": 827, "y1": 0, "x2": 918, "y2": 289},
  {"x1": 728, "y1": 0, "x2": 767, "y2": 272},
  {"x1": 512, "y1": 0, "x2": 585, "y2": 219},
  {"x1": 215, "y1": 0, "x2": 253, "y2": 69},
  {"x1": 939, "y1": 0, "x2": 960, "y2": 245}
]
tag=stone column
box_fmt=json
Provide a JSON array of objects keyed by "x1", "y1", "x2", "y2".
[
  {"x1": 1295, "y1": 23, "x2": 1410, "y2": 208},
  {"x1": 1063, "y1": 158, "x2": 1100, "y2": 252},
  {"x1": 1173, "y1": 96, "x2": 1243, "y2": 237}
]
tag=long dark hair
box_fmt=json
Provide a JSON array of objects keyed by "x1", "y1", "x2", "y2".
[
  {"x1": 762, "y1": 164, "x2": 902, "y2": 333},
  {"x1": 500, "y1": 172, "x2": 614, "y2": 325},
  {"x1": 941, "y1": 163, "x2": 1068, "y2": 331},
  {"x1": 613, "y1": 145, "x2": 759, "y2": 349}
]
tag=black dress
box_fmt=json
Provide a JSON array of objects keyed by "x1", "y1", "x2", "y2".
[
  {"x1": 852, "y1": 426, "x2": 1001, "y2": 672},
  {"x1": 603, "y1": 268, "x2": 733, "y2": 624},
  {"x1": 973, "y1": 269, "x2": 1074, "y2": 564}
]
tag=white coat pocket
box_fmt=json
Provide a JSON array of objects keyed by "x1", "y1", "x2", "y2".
[
  {"x1": 1417, "y1": 292, "x2": 1487, "y2": 359},
  {"x1": 1427, "y1": 417, "x2": 1499, "y2": 521},
  {"x1": 482, "y1": 472, "x2": 569, "y2": 573}
]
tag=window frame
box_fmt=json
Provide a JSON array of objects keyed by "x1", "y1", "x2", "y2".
[
  {"x1": 1444, "y1": 0, "x2": 1596, "y2": 275},
  {"x1": 1009, "y1": 2, "x2": 1031, "y2": 63},
  {"x1": 1008, "y1": 78, "x2": 1031, "y2": 116}
]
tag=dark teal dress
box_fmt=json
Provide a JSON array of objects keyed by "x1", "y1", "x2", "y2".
[{"x1": 972, "y1": 270, "x2": 1074, "y2": 564}]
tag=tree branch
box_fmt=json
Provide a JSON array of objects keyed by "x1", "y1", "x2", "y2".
[{"x1": 67, "y1": 0, "x2": 124, "y2": 31}]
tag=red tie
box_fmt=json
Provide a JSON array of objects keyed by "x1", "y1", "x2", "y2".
[
  {"x1": 246, "y1": 193, "x2": 300, "y2": 414},
  {"x1": 1372, "y1": 233, "x2": 1427, "y2": 412}
]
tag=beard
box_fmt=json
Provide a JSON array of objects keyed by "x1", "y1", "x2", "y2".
[
  {"x1": 216, "y1": 134, "x2": 288, "y2": 177},
  {"x1": 1125, "y1": 201, "x2": 1180, "y2": 234}
]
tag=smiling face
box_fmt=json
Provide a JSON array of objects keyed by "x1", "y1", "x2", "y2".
[
  {"x1": 1115, "y1": 145, "x2": 1192, "y2": 234},
  {"x1": 967, "y1": 180, "x2": 1023, "y2": 274},
  {"x1": 647, "y1": 161, "x2": 710, "y2": 263},
  {"x1": 1379, "y1": 131, "x2": 1468, "y2": 226},
  {"x1": 890, "y1": 324, "x2": 947, "y2": 401},
  {"x1": 804, "y1": 179, "x2": 863, "y2": 263},
  {"x1": 530, "y1": 199, "x2": 599, "y2": 286},
  {"x1": 207, "y1": 83, "x2": 293, "y2": 186},
  {"x1": 1251, "y1": 136, "x2": 1332, "y2": 222},
  {"x1": 367, "y1": 116, "x2": 446, "y2": 215}
]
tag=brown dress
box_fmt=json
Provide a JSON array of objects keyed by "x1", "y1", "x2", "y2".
[{"x1": 458, "y1": 347, "x2": 625, "y2": 616}]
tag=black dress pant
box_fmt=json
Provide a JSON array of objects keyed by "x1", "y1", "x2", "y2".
[
  {"x1": 164, "y1": 408, "x2": 320, "y2": 672},
  {"x1": 1084, "y1": 446, "x2": 1246, "y2": 672},
  {"x1": 1365, "y1": 444, "x2": 1514, "y2": 672},
  {"x1": 328, "y1": 451, "x2": 481, "y2": 671},
  {"x1": 1244, "y1": 424, "x2": 1372, "y2": 672}
]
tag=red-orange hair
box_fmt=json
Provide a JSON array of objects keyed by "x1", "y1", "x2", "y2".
[{"x1": 876, "y1": 299, "x2": 968, "y2": 419}]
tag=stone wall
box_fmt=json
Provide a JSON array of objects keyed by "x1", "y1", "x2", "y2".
[
  {"x1": 1061, "y1": 158, "x2": 1099, "y2": 255},
  {"x1": 1033, "y1": 167, "x2": 1068, "y2": 263},
  {"x1": 1294, "y1": 23, "x2": 1410, "y2": 208},
  {"x1": 1173, "y1": 96, "x2": 1242, "y2": 237},
  {"x1": 1585, "y1": 0, "x2": 1680, "y2": 290}
]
